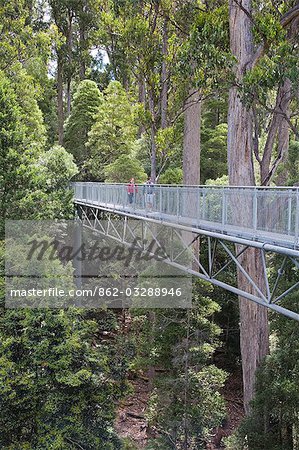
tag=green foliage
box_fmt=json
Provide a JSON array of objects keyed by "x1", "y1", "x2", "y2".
[
  {"x1": 156, "y1": 125, "x2": 183, "y2": 172},
  {"x1": 178, "y1": 4, "x2": 232, "y2": 93},
  {"x1": 18, "y1": 145, "x2": 78, "y2": 219},
  {"x1": 205, "y1": 174, "x2": 229, "y2": 186},
  {"x1": 105, "y1": 154, "x2": 147, "y2": 183},
  {"x1": 38, "y1": 78, "x2": 58, "y2": 147},
  {"x1": 49, "y1": 0, "x2": 98, "y2": 83},
  {"x1": 121, "y1": 437, "x2": 139, "y2": 449},
  {"x1": 40, "y1": 145, "x2": 78, "y2": 189},
  {"x1": 240, "y1": 2, "x2": 299, "y2": 108},
  {"x1": 0, "y1": 307, "x2": 128, "y2": 449},
  {"x1": 0, "y1": 48, "x2": 132, "y2": 450},
  {"x1": 86, "y1": 81, "x2": 138, "y2": 180},
  {"x1": 64, "y1": 79, "x2": 103, "y2": 176},
  {"x1": 0, "y1": 70, "x2": 37, "y2": 235},
  {"x1": 201, "y1": 123, "x2": 228, "y2": 183},
  {"x1": 277, "y1": 140, "x2": 299, "y2": 186},
  {"x1": 12, "y1": 69, "x2": 47, "y2": 148},
  {"x1": 0, "y1": 68, "x2": 79, "y2": 228},
  {"x1": 0, "y1": 0, "x2": 52, "y2": 75},
  {"x1": 159, "y1": 167, "x2": 183, "y2": 184},
  {"x1": 132, "y1": 281, "x2": 227, "y2": 449},
  {"x1": 0, "y1": 234, "x2": 131, "y2": 449},
  {"x1": 3, "y1": 1, "x2": 299, "y2": 448},
  {"x1": 233, "y1": 278, "x2": 299, "y2": 450}
]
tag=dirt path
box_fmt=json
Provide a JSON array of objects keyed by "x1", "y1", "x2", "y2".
[{"x1": 115, "y1": 376, "x2": 151, "y2": 448}]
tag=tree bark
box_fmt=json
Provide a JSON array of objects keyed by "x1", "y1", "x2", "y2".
[
  {"x1": 149, "y1": 88, "x2": 157, "y2": 181},
  {"x1": 66, "y1": 10, "x2": 73, "y2": 118},
  {"x1": 79, "y1": 0, "x2": 87, "y2": 80},
  {"x1": 138, "y1": 76, "x2": 146, "y2": 137},
  {"x1": 161, "y1": 18, "x2": 168, "y2": 130},
  {"x1": 79, "y1": 26, "x2": 86, "y2": 80},
  {"x1": 260, "y1": 78, "x2": 292, "y2": 185},
  {"x1": 183, "y1": 89, "x2": 201, "y2": 263},
  {"x1": 237, "y1": 249, "x2": 269, "y2": 414},
  {"x1": 228, "y1": 0, "x2": 269, "y2": 414},
  {"x1": 276, "y1": 86, "x2": 291, "y2": 185},
  {"x1": 57, "y1": 52, "x2": 64, "y2": 145},
  {"x1": 183, "y1": 89, "x2": 201, "y2": 185},
  {"x1": 150, "y1": 122, "x2": 157, "y2": 182},
  {"x1": 66, "y1": 79, "x2": 71, "y2": 117}
]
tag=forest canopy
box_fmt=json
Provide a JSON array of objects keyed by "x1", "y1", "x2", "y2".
[{"x1": 0, "y1": 1, "x2": 299, "y2": 449}]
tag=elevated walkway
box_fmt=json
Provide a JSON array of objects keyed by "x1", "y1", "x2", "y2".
[
  {"x1": 73, "y1": 183, "x2": 299, "y2": 320},
  {"x1": 74, "y1": 183, "x2": 299, "y2": 255}
]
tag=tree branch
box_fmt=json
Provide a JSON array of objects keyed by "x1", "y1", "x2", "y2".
[
  {"x1": 65, "y1": 437, "x2": 86, "y2": 450},
  {"x1": 261, "y1": 103, "x2": 299, "y2": 140},
  {"x1": 281, "y1": 4, "x2": 299, "y2": 28},
  {"x1": 244, "y1": 3, "x2": 299, "y2": 69},
  {"x1": 170, "y1": 86, "x2": 229, "y2": 125},
  {"x1": 252, "y1": 104, "x2": 261, "y2": 164},
  {"x1": 232, "y1": 0, "x2": 255, "y2": 24},
  {"x1": 262, "y1": 147, "x2": 284, "y2": 186}
]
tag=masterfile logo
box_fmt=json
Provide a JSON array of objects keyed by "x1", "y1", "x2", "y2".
[{"x1": 5, "y1": 220, "x2": 192, "y2": 309}]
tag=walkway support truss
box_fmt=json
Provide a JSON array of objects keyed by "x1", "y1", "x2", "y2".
[{"x1": 75, "y1": 202, "x2": 299, "y2": 321}]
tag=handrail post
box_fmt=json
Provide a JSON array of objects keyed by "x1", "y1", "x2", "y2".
[
  {"x1": 287, "y1": 195, "x2": 292, "y2": 235},
  {"x1": 133, "y1": 185, "x2": 136, "y2": 212},
  {"x1": 295, "y1": 188, "x2": 299, "y2": 246},
  {"x1": 222, "y1": 188, "x2": 226, "y2": 228},
  {"x1": 197, "y1": 188, "x2": 201, "y2": 221},
  {"x1": 253, "y1": 188, "x2": 258, "y2": 232},
  {"x1": 176, "y1": 186, "x2": 179, "y2": 221}
]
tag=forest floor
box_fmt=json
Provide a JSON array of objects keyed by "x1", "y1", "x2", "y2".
[
  {"x1": 114, "y1": 375, "x2": 152, "y2": 448},
  {"x1": 115, "y1": 369, "x2": 245, "y2": 449},
  {"x1": 208, "y1": 369, "x2": 245, "y2": 449}
]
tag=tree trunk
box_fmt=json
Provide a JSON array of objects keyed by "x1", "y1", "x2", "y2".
[
  {"x1": 138, "y1": 76, "x2": 146, "y2": 137},
  {"x1": 260, "y1": 78, "x2": 292, "y2": 185},
  {"x1": 237, "y1": 249, "x2": 269, "y2": 413},
  {"x1": 79, "y1": 4, "x2": 86, "y2": 81},
  {"x1": 66, "y1": 79, "x2": 72, "y2": 117},
  {"x1": 275, "y1": 79, "x2": 292, "y2": 185},
  {"x1": 228, "y1": 0, "x2": 269, "y2": 414},
  {"x1": 66, "y1": 11, "x2": 73, "y2": 118},
  {"x1": 79, "y1": 27, "x2": 86, "y2": 80},
  {"x1": 161, "y1": 18, "x2": 168, "y2": 130},
  {"x1": 183, "y1": 89, "x2": 201, "y2": 185},
  {"x1": 57, "y1": 52, "x2": 64, "y2": 145},
  {"x1": 183, "y1": 89, "x2": 201, "y2": 264},
  {"x1": 150, "y1": 122, "x2": 157, "y2": 182},
  {"x1": 149, "y1": 88, "x2": 157, "y2": 181}
]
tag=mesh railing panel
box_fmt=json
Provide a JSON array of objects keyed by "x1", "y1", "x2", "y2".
[{"x1": 73, "y1": 183, "x2": 299, "y2": 248}]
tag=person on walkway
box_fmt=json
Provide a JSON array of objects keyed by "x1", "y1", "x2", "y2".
[
  {"x1": 143, "y1": 177, "x2": 154, "y2": 211},
  {"x1": 127, "y1": 178, "x2": 138, "y2": 204}
]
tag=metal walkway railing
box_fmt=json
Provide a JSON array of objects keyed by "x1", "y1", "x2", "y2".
[{"x1": 73, "y1": 182, "x2": 299, "y2": 253}]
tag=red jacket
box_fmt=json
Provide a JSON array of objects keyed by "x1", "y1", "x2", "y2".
[{"x1": 127, "y1": 182, "x2": 138, "y2": 194}]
